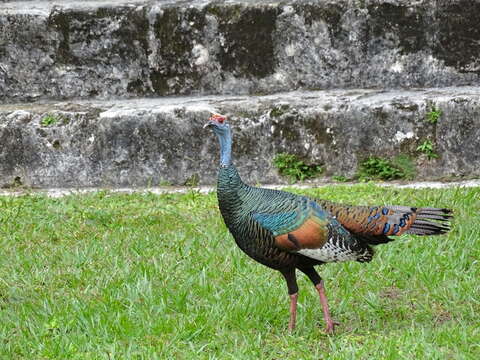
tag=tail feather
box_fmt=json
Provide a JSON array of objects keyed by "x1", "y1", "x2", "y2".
[
  {"x1": 316, "y1": 199, "x2": 453, "y2": 241},
  {"x1": 405, "y1": 208, "x2": 452, "y2": 235},
  {"x1": 415, "y1": 208, "x2": 452, "y2": 218},
  {"x1": 416, "y1": 207, "x2": 452, "y2": 213},
  {"x1": 415, "y1": 213, "x2": 452, "y2": 221},
  {"x1": 411, "y1": 219, "x2": 448, "y2": 228}
]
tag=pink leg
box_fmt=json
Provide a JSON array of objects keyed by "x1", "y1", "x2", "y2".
[
  {"x1": 288, "y1": 293, "x2": 298, "y2": 331},
  {"x1": 315, "y1": 280, "x2": 338, "y2": 334}
]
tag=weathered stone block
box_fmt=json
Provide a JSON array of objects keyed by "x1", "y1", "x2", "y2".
[
  {"x1": 0, "y1": 87, "x2": 479, "y2": 187},
  {"x1": 0, "y1": 0, "x2": 479, "y2": 101}
]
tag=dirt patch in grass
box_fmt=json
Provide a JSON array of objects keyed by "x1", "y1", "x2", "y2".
[
  {"x1": 379, "y1": 286, "x2": 403, "y2": 300},
  {"x1": 434, "y1": 310, "x2": 453, "y2": 325}
]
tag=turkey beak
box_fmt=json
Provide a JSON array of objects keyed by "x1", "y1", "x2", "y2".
[{"x1": 203, "y1": 120, "x2": 215, "y2": 129}]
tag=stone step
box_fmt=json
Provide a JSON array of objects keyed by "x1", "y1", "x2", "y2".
[
  {"x1": 1, "y1": 0, "x2": 479, "y2": 102},
  {"x1": 2, "y1": 179, "x2": 480, "y2": 198},
  {"x1": 1, "y1": 87, "x2": 479, "y2": 188}
]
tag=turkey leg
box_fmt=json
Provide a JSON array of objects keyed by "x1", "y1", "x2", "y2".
[
  {"x1": 299, "y1": 266, "x2": 339, "y2": 334},
  {"x1": 281, "y1": 268, "x2": 299, "y2": 331},
  {"x1": 315, "y1": 280, "x2": 338, "y2": 334},
  {"x1": 288, "y1": 293, "x2": 298, "y2": 331}
]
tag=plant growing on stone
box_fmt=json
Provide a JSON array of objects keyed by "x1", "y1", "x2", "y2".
[
  {"x1": 356, "y1": 156, "x2": 408, "y2": 181},
  {"x1": 426, "y1": 106, "x2": 442, "y2": 124},
  {"x1": 184, "y1": 174, "x2": 200, "y2": 187},
  {"x1": 40, "y1": 114, "x2": 59, "y2": 127},
  {"x1": 273, "y1": 153, "x2": 323, "y2": 183},
  {"x1": 417, "y1": 140, "x2": 438, "y2": 160},
  {"x1": 159, "y1": 179, "x2": 173, "y2": 186},
  {"x1": 332, "y1": 175, "x2": 349, "y2": 182},
  {"x1": 392, "y1": 154, "x2": 416, "y2": 180},
  {"x1": 269, "y1": 104, "x2": 290, "y2": 118}
]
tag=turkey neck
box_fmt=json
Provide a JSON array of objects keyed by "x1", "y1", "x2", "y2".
[
  {"x1": 217, "y1": 164, "x2": 250, "y2": 248},
  {"x1": 215, "y1": 126, "x2": 233, "y2": 167},
  {"x1": 214, "y1": 126, "x2": 249, "y2": 233}
]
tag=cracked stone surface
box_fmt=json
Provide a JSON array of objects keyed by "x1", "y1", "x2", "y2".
[
  {"x1": 1, "y1": 0, "x2": 479, "y2": 102},
  {"x1": 1, "y1": 87, "x2": 479, "y2": 188}
]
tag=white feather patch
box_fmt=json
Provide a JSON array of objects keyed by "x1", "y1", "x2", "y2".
[{"x1": 298, "y1": 242, "x2": 358, "y2": 263}]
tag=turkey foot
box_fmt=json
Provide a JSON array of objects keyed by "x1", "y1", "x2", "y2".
[{"x1": 325, "y1": 319, "x2": 340, "y2": 334}]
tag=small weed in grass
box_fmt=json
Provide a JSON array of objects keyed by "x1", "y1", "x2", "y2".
[
  {"x1": 426, "y1": 106, "x2": 442, "y2": 124},
  {"x1": 417, "y1": 140, "x2": 438, "y2": 160},
  {"x1": 273, "y1": 153, "x2": 323, "y2": 183},
  {"x1": 357, "y1": 156, "x2": 411, "y2": 181}
]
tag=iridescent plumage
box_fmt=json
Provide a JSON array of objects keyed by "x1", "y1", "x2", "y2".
[{"x1": 205, "y1": 114, "x2": 452, "y2": 332}]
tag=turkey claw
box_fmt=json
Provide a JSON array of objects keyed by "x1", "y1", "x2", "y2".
[{"x1": 325, "y1": 320, "x2": 340, "y2": 334}]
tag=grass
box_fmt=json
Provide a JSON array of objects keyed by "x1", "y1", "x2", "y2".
[{"x1": 0, "y1": 185, "x2": 479, "y2": 359}]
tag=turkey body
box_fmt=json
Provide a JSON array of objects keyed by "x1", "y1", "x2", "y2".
[
  {"x1": 218, "y1": 165, "x2": 313, "y2": 269},
  {"x1": 217, "y1": 165, "x2": 372, "y2": 270}
]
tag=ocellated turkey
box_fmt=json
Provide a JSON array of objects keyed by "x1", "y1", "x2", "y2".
[{"x1": 204, "y1": 114, "x2": 452, "y2": 333}]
